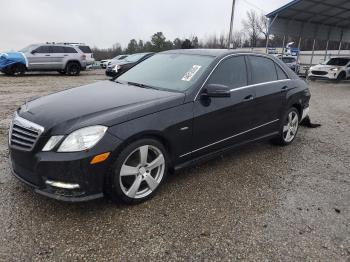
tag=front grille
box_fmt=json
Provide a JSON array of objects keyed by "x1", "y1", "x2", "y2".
[
  {"x1": 311, "y1": 71, "x2": 328, "y2": 76},
  {"x1": 10, "y1": 113, "x2": 44, "y2": 151}
]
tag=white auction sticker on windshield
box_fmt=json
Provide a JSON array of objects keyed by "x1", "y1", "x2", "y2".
[{"x1": 182, "y1": 65, "x2": 202, "y2": 81}]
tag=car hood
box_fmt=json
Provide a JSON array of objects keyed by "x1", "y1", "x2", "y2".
[
  {"x1": 311, "y1": 65, "x2": 342, "y2": 71},
  {"x1": 18, "y1": 80, "x2": 185, "y2": 135}
]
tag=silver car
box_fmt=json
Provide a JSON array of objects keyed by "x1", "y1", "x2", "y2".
[{"x1": 11, "y1": 43, "x2": 86, "y2": 76}]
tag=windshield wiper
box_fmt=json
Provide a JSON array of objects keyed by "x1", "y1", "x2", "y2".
[{"x1": 127, "y1": 82, "x2": 159, "y2": 90}]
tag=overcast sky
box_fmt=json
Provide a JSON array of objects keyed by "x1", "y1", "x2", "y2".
[{"x1": 0, "y1": 0, "x2": 291, "y2": 51}]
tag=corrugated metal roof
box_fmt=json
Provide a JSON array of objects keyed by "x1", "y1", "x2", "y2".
[{"x1": 266, "y1": 0, "x2": 350, "y2": 42}]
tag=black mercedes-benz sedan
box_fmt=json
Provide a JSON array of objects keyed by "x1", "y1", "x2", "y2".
[
  {"x1": 105, "y1": 52, "x2": 154, "y2": 78},
  {"x1": 8, "y1": 49, "x2": 311, "y2": 204}
]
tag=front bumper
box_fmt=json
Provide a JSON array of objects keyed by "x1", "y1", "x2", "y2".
[
  {"x1": 105, "y1": 68, "x2": 117, "y2": 77},
  {"x1": 308, "y1": 71, "x2": 338, "y2": 80},
  {"x1": 9, "y1": 132, "x2": 123, "y2": 202}
]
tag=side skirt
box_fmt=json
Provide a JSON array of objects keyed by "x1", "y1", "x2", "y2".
[{"x1": 173, "y1": 132, "x2": 279, "y2": 171}]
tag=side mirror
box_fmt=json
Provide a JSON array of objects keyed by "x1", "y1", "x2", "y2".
[
  {"x1": 31, "y1": 50, "x2": 37, "y2": 55},
  {"x1": 203, "y1": 84, "x2": 231, "y2": 98}
]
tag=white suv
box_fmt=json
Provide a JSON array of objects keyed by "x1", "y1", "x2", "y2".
[
  {"x1": 308, "y1": 57, "x2": 350, "y2": 82},
  {"x1": 60, "y1": 43, "x2": 95, "y2": 66}
]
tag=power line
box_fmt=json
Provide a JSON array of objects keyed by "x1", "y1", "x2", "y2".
[{"x1": 241, "y1": 0, "x2": 267, "y2": 13}]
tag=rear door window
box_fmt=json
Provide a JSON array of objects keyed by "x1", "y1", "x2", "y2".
[
  {"x1": 207, "y1": 56, "x2": 248, "y2": 89},
  {"x1": 249, "y1": 56, "x2": 278, "y2": 84},
  {"x1": 51, "y1": 46, "x2": 65, "y2": 53},
  {"x1": 63, "y1": 47, "x2": 78, "y2": 53}
]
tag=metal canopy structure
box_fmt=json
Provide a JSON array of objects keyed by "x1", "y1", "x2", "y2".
[
  {"x1": 265, "y1": 0, "x2": 350, "y2": 73},
  {"x1": 266, "y1": 0, "x2": 350, "y2": 44}
]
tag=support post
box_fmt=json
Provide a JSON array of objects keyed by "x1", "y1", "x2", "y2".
[
  {"x1": 265, "y1": 31, "x2": 270, "y2": 54},
  {"x1": 324, "y1": 40, "x2": 329, "y2": 61},
  {"x1": 338, "y1": 41, "x2": 342, "y2": 55},
  {"x1": 228, "y1": 0, "x2": 236, "y2": 49},
  {"x1": 265, "y1": 14, "x2": 278, "y2": 54},
  {"x1": 324, "y1": 26, "x2": 331, "y2": 61},
  {"x1": 338, "y1": 29, "x2": 344, "y2": 55},
  {"x1": 281, "y1": 35, "x2": 286, "y2": 57},
  {"x1": 308, "y1": 39, "x2": 316, "y2": 77}
]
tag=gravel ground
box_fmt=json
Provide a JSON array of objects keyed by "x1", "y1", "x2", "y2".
[{"x1": 0, "y1": 70, "x2": 349, "y2": 261}]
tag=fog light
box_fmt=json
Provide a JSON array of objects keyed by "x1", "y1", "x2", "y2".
[
  {"x1": 45, "y1": 180, "x2": 80, "y2": 189},
  {"x1": 90, "y1": 152, "x2": 110, "y2": 164}
]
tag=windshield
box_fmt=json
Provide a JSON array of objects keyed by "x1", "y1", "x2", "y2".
[
  {"x1": 19, "y1": 45, "x2": 36, "y2": 53},
  {"x1": 125, "y1": 53, "x2": 149, "y2": 62},
  {"x1": 282, "y1": 57, "x2": 296, "y2": 63},
  {"x1": 326, "y1": 58, "x2": 350, "y2": 66},
  {"x1": 118, "y1": 53, "x2": 215, "y2": 92},
  {"x1": 113, "y1": 55, "x2": 127, "y2": 60}
]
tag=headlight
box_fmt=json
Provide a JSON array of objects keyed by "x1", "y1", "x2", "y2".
[
  {"x1": 42, "y1": 136, "x2": 64, "y2": 151},
  {"x1": 330, "y1": 68, "x2": 338, "y2": 71},
  {"x1": 57, "y1": 126, "x2": 108, "y2": 152},
  {"x1": 114, "y1": 65, "x2": 121, "y2": 71}
]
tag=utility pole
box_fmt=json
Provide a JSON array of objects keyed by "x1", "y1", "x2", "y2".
[{"x1": 228, "y1": 0, "x2": 236, "y2": 49}]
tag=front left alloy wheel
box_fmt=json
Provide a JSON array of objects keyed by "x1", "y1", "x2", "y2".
[{"x1": 108, "y1": 138, "x2": 168, "y2": 204}]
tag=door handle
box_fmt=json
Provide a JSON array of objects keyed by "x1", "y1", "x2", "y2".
[
  {"x1": 45, "y1": 55, "x2": 51, "y2": 56},
  {"x1": 64, "y1": 55, "x2": 68, "y2": 56},
  {"x1": 243, "y1": 94, "x2": 254, "y2": 101},
  {"x1": 281, "y1": 86, "x2": 288, "y2": 91}
]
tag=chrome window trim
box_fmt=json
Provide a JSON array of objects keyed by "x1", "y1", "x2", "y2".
[
  {"x1": 194, "y1": 53, "x2": 292, "y2": 100},
  {"x1": 179, "y1": 119, "x2": 279, "y2": 158},
  {"x1": 229, "y1": 79, "x2": 291, "y2": 92}
]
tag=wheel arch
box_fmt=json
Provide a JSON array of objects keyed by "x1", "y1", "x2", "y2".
[
  {"x1": 111, "y1": 131, "x2": 174, "y2": 167},
  {"x1": 65, "y1": 60, "x2": 82, "y2": 68},
  {"x1": 291, "y1": 102, "x2": 302, "y2": 119}
]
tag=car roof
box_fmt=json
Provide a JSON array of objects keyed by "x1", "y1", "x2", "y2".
[
  {"x1": 328, "y1": 56, "x2": 350, "y2": 59},
  {"x1": 34, "y1": 43, "x2": 79, "y2": 48},
  {"x1": 161, "y1": 48, "x2": 270, "y2": 58},
  {"x1": 128, "y1": 52, "x2": 154, "y2": 56}
]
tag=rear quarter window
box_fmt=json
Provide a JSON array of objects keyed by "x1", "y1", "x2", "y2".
[
  {"x1": 78, "y1": 46, "x2": 92, "y2": 53},
  {"x1": 275, "y1": 63, "x2": 289, "y2": 80}
]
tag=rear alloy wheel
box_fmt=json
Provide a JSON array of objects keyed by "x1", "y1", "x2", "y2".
[
  {"x1": 109, "y1": 139, "x2": 168, "y2": 204},
  {"x1": 66, "y1": 62, "x2": 81, "y2": 76},
  {"x1": 273, "y1": 107, "x2": 300, "y2": 146}
]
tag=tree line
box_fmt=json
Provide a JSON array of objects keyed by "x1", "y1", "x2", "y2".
[{"x1": 92, "y1": 10, "x2": 350, "y2": 61}]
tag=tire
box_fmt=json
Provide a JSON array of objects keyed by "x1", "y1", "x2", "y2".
[
  {"x1": 336, "y1": 72, "x2": 346, "y2": 83},
  {"x1": 4, "y1": 63, "x2": 26, "y2": 76},
  {"x1": 107, "y1": 138, "x2": 169, "y2": 204},
  {"x1": 65, "y1": 62, "x2": 81, "y2": 76},
  {"x1": 272, "y1": 107, "x2": 300, "y2": 146}
]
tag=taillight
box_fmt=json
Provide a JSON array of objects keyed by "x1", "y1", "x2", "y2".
[{"x1": 81, "y1": 55, "x2": 86, "y2": 60}]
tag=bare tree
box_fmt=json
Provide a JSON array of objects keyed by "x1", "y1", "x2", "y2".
[
  {"x1": 219, "y1": 33, "x2": 227, "y2": 48},
  {"x1": 257, "y1": 13, "x2": 269, "y2": 43},
  {"x1": 242, "y1": 10, "x2": 265, "y2": 47},
  {"x1": 231, "y1": 31, "x2": 245, "y2": 48}
]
